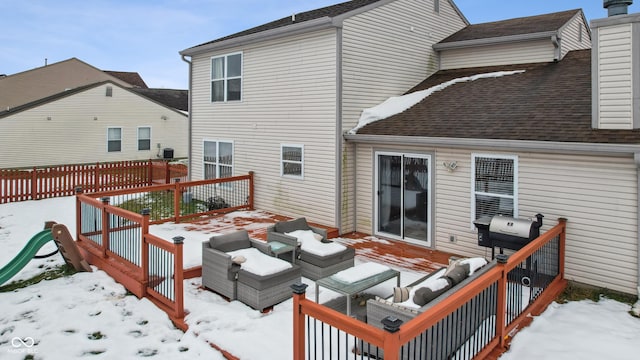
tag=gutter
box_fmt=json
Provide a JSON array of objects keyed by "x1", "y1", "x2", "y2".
[
  {"x1": 180, "y1": 54, "x2": 193, "y2": 181},
  {"x1": 635, "y1": 153, "x2": 640, "y2": 315},
  {"x1": 343, "y1": 134, "x2": 640, "y2": 156},
  {"x1": 433, "y1": 31, "x2": 558, "y2": 51}
]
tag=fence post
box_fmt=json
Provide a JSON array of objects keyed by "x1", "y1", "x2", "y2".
[
  {"x1": 165, "y1": 161, "x2": 170, "y2": 184},
  {"x1": 101, "y1": 197, "x2": 110, "y2": 257},
  {"x1": 31, "y1": 167, "x2": 37, "y2": 201},
  {"x1": 291, "y1": 283, "x2": 308, "y2": 360},
  {"x1": 94, "y1": 162, "x2": 100, "y2": 192},
  {"x1": 174, "y1": 179, "x2": 181, "y2": 223},
  {"x1": 495, "y1": 253, "x2": 509, "y2": 350},
  {"x1": 381, "y1": 316, "x2": 402, "y2": 360},
  {"x1": 248, "y1": 171, "x2": 254, "y2": 210},
  {"x1": 141, "y1": 208, "x2": 150, "y2": 296},
  {"x1": 172, "y1": 236, "x2": 185, "y2": 319},
  {"x1": 558, "y1": 218, "x2": 567, "y2": 280}
]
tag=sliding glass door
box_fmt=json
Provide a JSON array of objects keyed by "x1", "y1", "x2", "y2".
[{"x1": 375, "y1": 152, "x2": 431, "y2": 246}]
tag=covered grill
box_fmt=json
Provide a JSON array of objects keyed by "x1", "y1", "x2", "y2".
[{"x1": 474, "y1": 213, "x2": 544, "y2": 258}]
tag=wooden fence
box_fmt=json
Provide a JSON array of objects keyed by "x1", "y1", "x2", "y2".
[
  {"x1": 0, "y1": 160, "x2": 188, "y2": 204},
  {"x1": 293, "y1": 219, "x2": 567, "y2": 360}
]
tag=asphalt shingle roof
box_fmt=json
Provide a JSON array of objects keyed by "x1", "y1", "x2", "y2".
[
  {"x1": 356, "y1": 49, "x2": 640, "y2": 144},
  {"x1": 439, "y1": 9, "x2": 581, "y2": 43}
]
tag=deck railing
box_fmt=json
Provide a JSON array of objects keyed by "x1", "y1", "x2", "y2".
[
  {"x1": 74, "y1": 173, "x2": 254, "y2": 330},
  {"x1": 0, "y1": 160, "x2": 187, "y2": 204},
  {"x1": 293, "y1": 219, "x2": 567, "y2": 360}
]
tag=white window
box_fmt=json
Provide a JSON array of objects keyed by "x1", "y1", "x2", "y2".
[
  {"x1": 211, "y1": 52, "x2": 242, "y2": 102},
  {"x1": 204, "y1": 140, "x2": 233, "y2": 179},
  {"x1": 472, "y1": 154, "x2": 518, "y2": 220},
  {"x1": 281, "y1": 144, "x2": 304, "y2": 179},
  {"x1": 138, "y1": 127, "x2": 151, "y2": 151},
  {"x1": 107, "y1": 127, "x2": 122, "y2": 152}
]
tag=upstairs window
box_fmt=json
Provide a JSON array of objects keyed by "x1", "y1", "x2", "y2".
[
  {"x1": 107, "y1": 127, "x2": 122, "y2": 152},
  {"x1": 211, "y1": 53, "x2": 242, "y2": 102},
  {"x1": 281, "y1": 144, "x2": 304, "y2": 179},
  {"x1": 204, "y1": 140, "x2": 233, "y2": 179},
  {"x1": 472, "y1": 154, "x2": 517, "y2": 220},
  {"x1": 138, "y1": 127, "x2": 151, "y2": 151}
]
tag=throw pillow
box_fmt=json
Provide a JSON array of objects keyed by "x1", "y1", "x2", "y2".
[
  {"x1": 392, "y1": 286, "x2": 412, "y2": 303},
  {"x1": 444, "y1": 262, "x2": 470, "y2": 286},
  {"x1": 232, "y1": 255, "x2": 246, "y2": 264},
  {"x1": 412, "y1": 280, "x2": 452, "y2": 306}
]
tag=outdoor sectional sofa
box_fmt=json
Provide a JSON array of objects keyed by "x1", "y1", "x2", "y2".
[
  {"x1": 202, "y1": 229, "x2": 301, "y2": 311},
  {"x1": 363, "y1": 257, "x2": 497, "y2": 359},
  {"x1": 266, "y1": 217, "x2": 355, "y2": 280}
]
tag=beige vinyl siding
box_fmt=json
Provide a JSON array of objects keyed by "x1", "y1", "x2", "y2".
[
  {"x1": 559, "y1": 14, "x2": 591, "y2": 59},
  {"x1": 440, "y1": 39, "x2": 555, "y2": 70},
  {"x1": 595, "y1": 23, "x2": 634, "y2": 129},
  {"x1": 341, "y1": 0, "x2": 466, "y2": 231},
  {"x1": 354, "y1": 144, "x2": 638, "y2": 294},
  {"x1": 0, "y1": 83, "x2": 187, "y2": 168},
  {"x1": 190, "y1": 29, "x2": 338, "y2": 226}
]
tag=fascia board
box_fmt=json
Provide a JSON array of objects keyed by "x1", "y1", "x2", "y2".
[{"x1": 433, "y1": 31, "x2": 558, "y2": 51}]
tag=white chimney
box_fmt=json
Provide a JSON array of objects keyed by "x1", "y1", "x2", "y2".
[{"x1": 591, "y1": 2, "x2": 639, "y2": 129}]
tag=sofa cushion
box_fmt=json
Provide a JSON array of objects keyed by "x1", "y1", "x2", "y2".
[
  {"x1": 413, "y1": 278, "x2": 452, "y2": 306},
  {"x1": 275, "y1": 217, "x2": 310, "y2": 234},
  {"x1": 392, "y1": 286, "x2": 412, "y2": 303},
  {"x1": 444, "y1": 262, "x2": 470, "y2": 286},
  {"x1": 286, "y1": 230, "x2": 346, "y2": 257},
  {"x1": 210, "y1": 230, "x2": 251, "y2": 252},
  {"x1": 299, "y1": 246, "x2": 355, "y2": 267}
]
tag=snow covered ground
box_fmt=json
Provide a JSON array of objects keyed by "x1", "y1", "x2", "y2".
[{"x1": 1, "y1": 197, "x2": 639, "y2": 359}]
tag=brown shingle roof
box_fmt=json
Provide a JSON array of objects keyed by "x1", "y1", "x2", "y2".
[
  {"x1": 104, "y1": 71, "x2": 148, "y2": 88},
  {"x1": 356, "y1": 50, "x2": 640, "y2": 144},
  {"x1": 439, "y1": 9, "x2": 581, "y2": 43},
  {"x1": 132, "y1": 88, "x2": 188, "y2": 112},
  {"x1": 186, "y1": 0, "x2": 383, "y2": 49}
]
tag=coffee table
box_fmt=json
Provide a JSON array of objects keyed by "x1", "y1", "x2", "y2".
[{"x1": 315, "y1": 263, "x2": 400, "y2": 316}]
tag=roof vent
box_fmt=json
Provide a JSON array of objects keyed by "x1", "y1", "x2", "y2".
[
  {"x1": 604, "y1": 0, "x2": 633, "y2": 16},
  {"x1": 292, "y1": 13, "x2": 296, "y2": 22}
]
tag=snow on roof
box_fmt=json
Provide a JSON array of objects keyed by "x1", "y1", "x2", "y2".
[{"x1": 348, "y1": 70, "x2": 526, "y2": 135}]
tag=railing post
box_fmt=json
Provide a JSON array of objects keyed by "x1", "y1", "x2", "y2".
[
  {"x1": 94, "y1": 162, "x2": 100, "y2": 192},
  {"x1": 558, "y1": 218, "x2": 567, "y2": 280},
  {"x1": 291, "y1": 282, "x2": 308, "y2": 360},
  {"x1": 31, "y1": 167, "x2": 37, "y2": 201},
  {"x1": 101, "y1": 197, "x2": 110, "y2": 257},
  {"x1": 172, "y1": 236, "x2": 185, "y2": 319},
  {"x1": 75, "y1": 187, "x2": 83, "y2": 241},
  {"x1": 248, "y1": 171, "x2": 254, "y2": 210},
  {"x1": 381, "y1": 316, "x2": 402, "y2": 360},
  {"x1": 495, "y1": 253, "x2": 509, "y2": 349},
  {"x1": 165, "y1": 161, "x2": 170, "y2": 184},
  {"x1": 174, "y1": 179, "x2": 181, "y2": 223},
  {"x1": 148, "y1": 159, "x2": 153, "y2": 186},
  {"x1": 141, "y1": 208, "x2": 150, "y2": 296}
]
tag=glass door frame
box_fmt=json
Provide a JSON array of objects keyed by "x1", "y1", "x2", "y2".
[{"x1": 374, "y1": 151, "x2": 433, "y2": 247}]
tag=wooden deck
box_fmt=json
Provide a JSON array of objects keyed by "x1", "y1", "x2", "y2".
[{"x1": 181, "y1": 210, "x2": 455, "y2": 274}]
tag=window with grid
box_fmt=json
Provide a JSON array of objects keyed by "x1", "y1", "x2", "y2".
[
  {"x1": 472, "y1": 154, "x2": 517, "y2": 220},
  {"x1": 138, "y1": 127, "x2": 151, "y2": 151},
  {"x1": 204, "y1": 140, "x2": 233, "y2": 179},
  {"x1": 281, "y1": 144, "x2": 303, "y2": 178},
  {"x1": 107, "y1": 127, "x2": 122, "y2": 152},
  {"x1": 211, "y1": 53, "x2": 242, "y2": 102}
]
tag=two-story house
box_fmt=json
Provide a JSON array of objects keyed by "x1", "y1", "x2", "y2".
[{"x1": 182, "y1": 0, "x2": 639, "y2": 301}]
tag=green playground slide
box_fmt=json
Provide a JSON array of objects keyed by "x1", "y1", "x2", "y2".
[{"x1": 0, "y1": 229, "x2": 55, "y2": 286}]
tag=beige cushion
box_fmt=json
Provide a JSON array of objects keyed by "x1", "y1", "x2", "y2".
[
  {"x1": 392, "y1": 286, "x2": 412, "y2": 303},
  {"x1": 232, "y1": 255, "x2": 246, "y2": 264}
]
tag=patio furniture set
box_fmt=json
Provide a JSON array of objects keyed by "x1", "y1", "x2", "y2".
[{"x1": 201, "y1": 215, "x2": 493, "y2": 334}]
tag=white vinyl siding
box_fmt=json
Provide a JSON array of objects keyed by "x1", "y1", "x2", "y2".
[
  {"x1": 559, "y1": 14, "x2": 592, "y2": 59},
  {"x1": 354, "y1": 145, "x2": 638, "y2": 294},
  {"x1": 440, "y1": 39, "x2": 555, "y2": 70},
  {"x1": 595, "y1": 23, "x2": 634, "y2": 129},
  {"x1": 190, "y1": 28, "x2": 338, "y2": 225},
  {"x1": 340, "y1": 0, "x2": 467, "y2": 231},
  {"x1": 0, "y1": 83, "x2": 188, "y2": 168}
]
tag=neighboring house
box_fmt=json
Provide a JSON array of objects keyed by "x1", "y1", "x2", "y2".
[
  {"x1": 0, "y1": 59, "x2": 188, "y2": 168},
  {"x1": 182, "y1": 0, "x2": 639, "y2": 298}
]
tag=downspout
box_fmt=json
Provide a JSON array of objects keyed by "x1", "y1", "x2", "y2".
[
  {"x1": 634, "y1": 153, "x2": 640, "y2": 315},
  {"x1": 335, "y1": 27, "x2": 344, "y2": 234},
  {"x1": 551, "y1": 33, "x2": 561, "y2": 62},
  {"x1": 181, "y1": 54, "x2": 193, "y2": 181}
]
